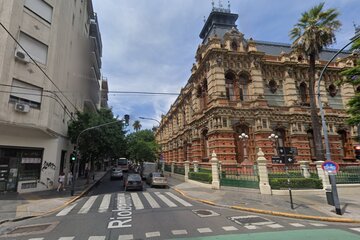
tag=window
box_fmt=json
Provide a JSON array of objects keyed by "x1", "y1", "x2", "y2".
[
  {"x1": 19, "y1": 32, "x2": 48, "y2": 64},
  {"x1": 299, "y1": 82, "x2": 308, "y2": 104},
  {"x1": 239, "y1": 74, "x2": 249, "y2": 101},
  {"x1": 231, "y1": 41, "x2": 238, "y2": 51},
  {"x1": 24, "y1": 0, "x2": 53, "y2": 23},
  {"x1": 269, "y1": 79, "x2": 277, "y2": 93},
  {"x1": 9, "y1": 79, "x2": 43, "y2": 108},
  {"x1": 225, "y1": 72, "x2": 236, "y2": 101},
  {"x1": 262, "y1": 119, "x2": 268, "y2": 128},
  {"x1": 328, "y1": 84, "x2": 338, "y2": 97},
  {"x1": 307, "y1": 130, "x2": 316, "y2": 159}
]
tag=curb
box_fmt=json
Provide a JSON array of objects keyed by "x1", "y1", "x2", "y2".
[
  {"x1": 0, "y1": 171, "x2": 109, "y2": 226},
  {"x1": 172, "y1": 187, "x2": 360, "y2": 224}
]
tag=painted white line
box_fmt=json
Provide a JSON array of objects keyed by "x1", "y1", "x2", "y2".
[
  {"x1": 98, "y1": 194, "x2": 111, "y2": 213},
  {"x1": 197, "y1": 227, "x2": 213, "y2": 233},
  {"x1": 88, "y1": 236, "x2": 106, "y2": 240},
  {"x1": 130, "y1": 193, "x2": 144, "y2": 210},
  {"x1": 154, "y1": 192, "x2": 177, "y2": 207},
  {"x1": 222, "y1": 226, "x2": 238, "y2": 231},
  {"x1": 350, "y1": 228, "x2": 360, "y2": 233},
  {"x1": 165, "y1": 192, "x2": 193, "y2": 207},
  {"x1": 145, "y1": 231, "x2": 161, "y2": 238},
  {"x1": 56, "y1": 203, "x2": 77, "y2": 216},
  {"x1": 58, "y1": 237, "x2": 75, "y2": 240},
  {"x1": 118, "y1": 234, "x2": 133, "y2": 240},
  {"x1": 267, "y1": 224, "x2": 284, "y2": 229},
  {"x1": 172, "y1": 230, "x2": 188, "y2": 235},
  {"x1": 309, "y1": 223, "x2": 328, "y2": 227},
  {"x1": 290, "y1": 223, "x2": 305, "y2": 227},
  {"x1": 143, "y1": 192, "x2": 160, "y2": 208},
  {"x1": 28, "y1": 238, "x2": 44, "y2": 240},
  {"x1": 78, "y1": 196, "x2": 98, "y2": 214},
  {"x1": 244, "y1": 225, "x2": 257, "y2": 230}
]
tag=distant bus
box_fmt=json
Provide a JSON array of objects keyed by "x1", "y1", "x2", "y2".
[{"x1": 116, "y1": 158, "x2": 129, "y2": 172}]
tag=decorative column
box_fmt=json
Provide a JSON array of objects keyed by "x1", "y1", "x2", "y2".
[
  {"x1": 218, "y1": 161, "x2": 222, "y2": 179},
  {"x1": 299, "y1": 161, "x2": 311, "y2": 178},
  {"x1": 184, "y1": 161, "x2": 190, "y2": 181},
  {"x1": 171, "y1": 161, "x2": 175, "y2": 175},
  {"x1": 210, "y1": 151, "x2": 220, "y2": 190},
  {"x1": 256, "y1": 148, "x2": 272, "y2": 195},
  {"x1": 315, "y1": 161, "x2": 330, "y2": 189},
  {"x1": 193, "y1": 161, "x2": 199, "y2": 173}
]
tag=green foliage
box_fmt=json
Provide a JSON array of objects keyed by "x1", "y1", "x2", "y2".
[
  {"x1": 189, "y1": 172, "x2": 212, "y2": 183},
  {"x1": 132, "y1": 120, "x2": 142, "y2": 132},
  {"x1": 269, "y1": 178, "x2": 322, "y2": 189},
  {"x1": 126, "y1": 129, "x2": 159, "y2": 163},
  {"x1": 67, "y1": 108, "x2": 127, "y2": 164}
]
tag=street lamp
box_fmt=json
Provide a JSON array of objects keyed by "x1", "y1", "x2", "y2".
[
  {"x1": 239, "y1": 133, "x2": 249, "y2": 163},
  {"x1": 268, "y1": 133, "x2": 279, "y2": 157}
]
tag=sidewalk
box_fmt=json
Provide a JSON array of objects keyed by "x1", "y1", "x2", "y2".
[
  {"x1": 0, "y1": 171, "x2": 108, "y2": 224},
  {"x1": 168, "y1": 177, "x2": 360, "y2": 222}
]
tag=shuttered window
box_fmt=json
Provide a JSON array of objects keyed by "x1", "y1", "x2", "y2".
[
  {"x1": 19, "y1": 32, "x2": 48, "y2": 65},
  {"x1": 24, "y1": 0, "x2": 53, "y2": 23},
  {"x1": 9, "y1": 79, "x2": 43, "y2": 108}
]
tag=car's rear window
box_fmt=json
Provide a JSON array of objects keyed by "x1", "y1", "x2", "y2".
[
  {"x1": 128, "y1": 174, "x2": 141, "y2": 181},
  {"x1": 153, "y1": 172, "x2": 164, "y2": 177}
]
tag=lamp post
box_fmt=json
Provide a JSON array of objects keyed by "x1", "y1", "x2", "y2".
[
  {"x1": 268, "y1": 133, "x2": 279, "y2": 158},
  {"x1": 239, "y1": 133, "x2": 249, "y2": 164},
  {"x1": 268, "y1": 133, "x2": 294, "y2": 209}
]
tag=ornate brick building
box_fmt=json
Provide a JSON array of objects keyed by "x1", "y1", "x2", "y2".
[{"x1": 156, "y1": 6, "x2": 358, "y2": 165}]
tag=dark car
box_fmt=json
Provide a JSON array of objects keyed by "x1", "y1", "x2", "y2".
[
  {"x1": 146, "y1": 172, "x2": 168, "y2": 188},
  {"x1": 124, "y1": 174, "x2": 143, "y2": 191},
  {"x1": 110, "y1": 168, "x2": 123, "y2": 180}
]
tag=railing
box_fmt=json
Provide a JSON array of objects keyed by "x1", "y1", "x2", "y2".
[
  {"x1": 174, "y1": 163, "x2": 185, "y2": 175},
  {"x1": 164, "y1": 164, "x2": 171, "y2": 172},
  {"x1": 220, "y1": 164, "x2": 259, "y2": 188},
  {"x1": 336, "y1": 164, "x2": 360, "y2": 184}
]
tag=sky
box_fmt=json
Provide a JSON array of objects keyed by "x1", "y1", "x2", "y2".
[{"x1": 92, "y1": 0, "x2": 359, "y2": 130}]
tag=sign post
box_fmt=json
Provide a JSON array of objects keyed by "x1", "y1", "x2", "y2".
[{"x1": 322, "y1": 161, "x2": 341, "y2": 215}]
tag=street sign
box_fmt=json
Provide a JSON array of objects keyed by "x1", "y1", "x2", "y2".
[{"x1": 321, "y1": 161, "x2": 339, "y2": 175}]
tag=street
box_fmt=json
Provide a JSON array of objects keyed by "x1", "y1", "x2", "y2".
[{"x1": 0, "y1": 172, "x2": 359, "y2": 239}]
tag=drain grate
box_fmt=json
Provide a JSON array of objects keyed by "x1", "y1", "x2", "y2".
[
  {"x1": 228, "y1": 215, "x2": 275, "y2": 226},
  {"x1": 193, "y1": 209, "x2": 220, "y2": 218}
]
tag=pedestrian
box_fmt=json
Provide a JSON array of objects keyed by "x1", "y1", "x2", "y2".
[
  {"x1": 67, "y1": 171, "x2": 73, "y2": 186},
  {"x1": 57, "y1": 172, "x2": 65, "y2": 191}
]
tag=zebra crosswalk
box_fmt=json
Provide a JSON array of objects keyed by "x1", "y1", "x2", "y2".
[{"x1": 56, "y1": 191, "x2": 192, "y2": 216}]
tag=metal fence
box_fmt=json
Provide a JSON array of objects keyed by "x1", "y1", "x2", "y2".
[
  {"x1": 164, "y1": 164, "x2": 171, "y2": 172},
  {"x1": 336, "y1": 164, "x2": 360, "y2": 184},
  {"x1": 174, "y1": 163, "x2": 185, "y2": 175},
  {"x1": 220, "y1": 164, "x2": 259, "y2": 189},
  {"x1": 267, "y1": 164, "x2": 318, "y2": 179}
]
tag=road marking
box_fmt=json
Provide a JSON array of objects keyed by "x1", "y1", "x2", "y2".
[
  {"x1": 143, "y1": 192, "x2": 160, "y2": 208},
  {"x1": 56, "y1": 203, "x2": 77, "y2": 216},
  {"x1": 88, "y1": 237, "x2": 106, "y2": 240},
  {"x1": 244, "y1": 225, "x2": 257, "y2": 230},
  {"x1": 222, "y1": 226, "x2": 238, "y2": 231},
  {"x1": 267, "y1": 224, "x2": 284, "y2": 229},
  {"x1": 172, "y1": 230, "x2": 188, "y2": 235},
  {"x1": 78, "y1": 196, "x2": 98, "y2": 214},
  {"x1": 98, "y1": 194, "x2": 111, "y2": 213},
  {"x1": 145, "y1": 231, "x2": 161, "y2": 238},
  {"x1": 289, "y1": 223, "x2": 305, "y2": 227},
  {"x1": 28, "y1": 238, "x2": 44, "y2": 240},
  {"x1": 130, "y1": 193, "x2": 144, "y2": 210},
  {"x1": 58, "y1": 237, "x2": 75, "y2": 240},
  {"x1": 349, "y1": 228, "x2": 360, "y2": 232},
  {"x1": 165, "y1": 192, "x2": 192, "y2": 207},
  {"x1": 154, "y1": 192, "x2": 177, "y2": 207},
  {"x1": 309, "y1": 223, "x2": 328, "y2": 227},
  {"x1": 197, "y1": 227, "x2": 213, "y2": 233},
  {"x1": 118, "y1": 234, "x2": 133, "y2": 240}
]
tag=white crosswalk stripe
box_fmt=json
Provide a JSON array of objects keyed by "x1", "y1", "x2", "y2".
[
  {"x1": 98, "y1": 194, "x2": 111, "y2": 213},
  {"x1": 309, "y1": 223, "x2": 328, "y2": 227},
  {"x1": 145, "y1": 231, "x2": 161, "y2": 238},
  {"x1": 349, "y1": 228, "x2": 360, "y2": 233},
  {"x1": 197, "y1": 227, "x2": 212, "y2": 233},
  {"x1": 78, "y1": 196, "x2": 98, "y2": 214},
  {"x1": 154, "y1": 192, "x2": 177, "y2": 207},
  {"x1": 56, "y1": 203, "x2": 78, "y2": 216},
  {"x1": 172, "y1": 230, "x2": 188, "y2": 235},
  {"x1": 267, "y1": 224, "x2": 284, "y2": 229},
  {"x1": 88, "y1": 237, "x2": 106, "y2": 240},
  {"x1": 222, "y1": 226, "x2": 238, "y2": 231},
  {"x1": 58, "y1": 237, "x2": 75, "y2": 240},
  {"x1": 289, "y1": 223, "x2": 305, "y2": 227},
  {"x1": 118, "y1": 234, "x2": 133, "y2": 240},
  {"x1": 165, "y1": 192, "x2": 193, "y2": 206},
  {"x1": 28, "y1": 238, "x2": 44, "y2": 240},
  {"x1": 143, "y1": 192, "x2": 160, "y2": 208},
  {"x1": 130, "y1": 193, "x2": 144, "y2": 210},
  {"x1": 244, "y1": 225, "x2": 257, "y2": 230}
]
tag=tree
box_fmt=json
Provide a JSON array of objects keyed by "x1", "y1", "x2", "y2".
[
  {"x1": 126, "y1": 130, "x2": 159, "y2": 163},
  {"x1": 290, "y1": 2, "x2": 341, "y2": 161},
  {"x1": 133, "y1": 120, "x2": 142, "y2": 132}
]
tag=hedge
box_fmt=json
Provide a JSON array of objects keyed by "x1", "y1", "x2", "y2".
[
  {"x1": 189, "y1": 172, "x2": 212, "y2": 183},
  {"x1": 269, "y1": 178, "x2": 322, "y2": 190}
]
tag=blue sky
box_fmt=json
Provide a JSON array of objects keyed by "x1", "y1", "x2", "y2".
[{"x1": 93, "y1": 0, "x2": 359, "y2": 130}]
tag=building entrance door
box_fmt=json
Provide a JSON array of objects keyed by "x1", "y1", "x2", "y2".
[
  {"x1": 0, "y1": 160, "x2": 9, "y2": 192},
  {"x1": 0, "y1": 148, "x2": 20, "y2": 192}
]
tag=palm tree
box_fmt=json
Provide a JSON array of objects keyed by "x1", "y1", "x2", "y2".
[
  {"x1": 133, "y1": 120, "x2": 142, "y2": 132},
  {"x1": 290, "y1": 2, "x2": 341, "y2": 161}
]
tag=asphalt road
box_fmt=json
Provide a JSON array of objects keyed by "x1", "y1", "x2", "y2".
[{"x1": 1, "y1": 172, "x2": 359, "y2": 240}]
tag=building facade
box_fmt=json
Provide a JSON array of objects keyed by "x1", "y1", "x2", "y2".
[
  {"x1": 157, "y1": 6, "x2": 358, "y2": 165},
  {"x1": 0, "y1": 0, "x2": 102, "y2": 193}
]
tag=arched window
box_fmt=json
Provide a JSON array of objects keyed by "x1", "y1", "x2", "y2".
[
  {"x1": 328, "y1": 84, "x2": 338, "y2": 97},
  {"x1": 231, "y1": 41, "x2": 238, "y2": 51},
  {"x1": 307, "y1": 130, "x2": 316, "y2": 159},
  {"x1": 225, "y1": 72, "x2": 236, "y2": 101},
  {"x1": 239, "y1": 73, "x2": 250, "y2": 101},
  {"x1": 269, "y1": 79, "x2": 277, "y2": 93},
  {"x1": 356, "y1": 86, "x2": 360, "y2": 93},
  {"x1": 299, "y1": 82, "x2": 308, "y2": 104}
]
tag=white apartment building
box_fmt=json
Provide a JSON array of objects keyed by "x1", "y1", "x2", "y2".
[{"x1": 0, "y1": 0, "x2": 102, "y2": 193}]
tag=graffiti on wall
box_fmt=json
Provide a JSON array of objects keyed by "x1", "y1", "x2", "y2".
[{"x1": 42, "y1": 161, "x2": 56, "y2": 171}]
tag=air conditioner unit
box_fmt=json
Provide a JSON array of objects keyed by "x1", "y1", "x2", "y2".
[
  {"x1": 14, "y1": 49, "x2": 30, "y2": 63},
  {"x1": 14, "y1": 103, "x2": 30, "y2": 113}
]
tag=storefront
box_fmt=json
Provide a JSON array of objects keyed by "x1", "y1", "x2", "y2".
[{"x1": 0, "y1": 147, "x2": 43, "y2": 192}]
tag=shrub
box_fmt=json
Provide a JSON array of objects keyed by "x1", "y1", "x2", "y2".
[
  {"x1": 189, "y1": 172, "x2": 212, "y2": 183},
  {"x1": 269, "y1": 178, "x2": 322, "y2": 190}
]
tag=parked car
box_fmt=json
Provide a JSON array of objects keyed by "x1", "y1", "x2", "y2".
[
  {"x1": 124, "y1": 174, "x2": 143, "y2": 191},
  {"x1": 110, "y1": 168, "x2": 123, "y2": 180},
  {"x1": 146, "y1": 172, "x2": 168, "y2": 188}
]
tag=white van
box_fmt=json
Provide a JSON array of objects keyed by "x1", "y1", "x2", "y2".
[{"x1": 141, "y1": 162, "x2": 157, "y2": 180}]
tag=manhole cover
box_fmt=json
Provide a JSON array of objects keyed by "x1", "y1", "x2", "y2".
[
  {"x1": 193, "y1": 209, "x2": 220, "y2": 218},
  {"x1": 228, "y1": 215, "x2": 274, "y2": 226},
  {"x1": 4, "y1": 222, "x2": 58, "y2": 237}
]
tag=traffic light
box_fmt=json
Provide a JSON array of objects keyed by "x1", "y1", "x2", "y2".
[
  {"x1": 124, "y1": 114, "x2": 130, "y2": 126},
  {"x1": 70, "y1": 152, "x2": 77, "y2": 161},
  {"x1": 354, "y1": 145, "x2": 360, "y2": 160}
]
